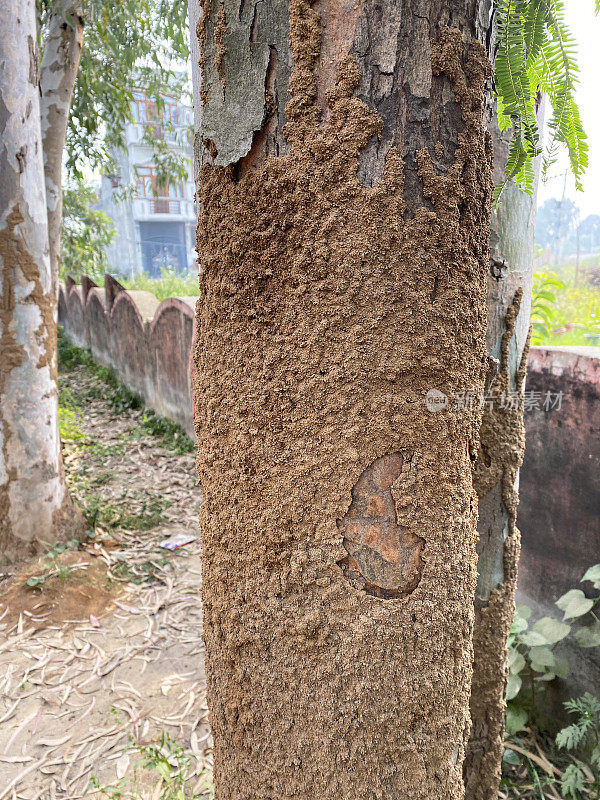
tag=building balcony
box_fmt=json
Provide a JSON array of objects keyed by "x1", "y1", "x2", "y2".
[{"x1": 132, "y1": 197, "x2": 196, "y2": 221}]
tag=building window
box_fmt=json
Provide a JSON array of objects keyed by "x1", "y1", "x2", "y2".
[
  {"x1": 163, "y1": 96, "x2": 179, "y2": 126},
  {"x1": 135, "y1": 166, "x2": 184, "y2": 200},
  {"x1": 135, "y1": 165, "x2": 185, "y2": 214},
  {"x1": 131, "y1": 91, "x2": 179, "y2": 126}
]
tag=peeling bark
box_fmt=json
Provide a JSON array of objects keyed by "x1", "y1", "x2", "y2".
[
  {"x1": 192, "y1": 0, "x2": 496, "y2": 796},
  {"x1": 463, "y1": 98, "x2": 543, "y2": 800},
  {"x1": 39, "y1": 0, "x2": 84, "y2": 299},
  {"x1": 0, "y1": 0, "x2": 82, "y2": 561},
  {"x1": 198, "y1": 0, "x2": 291, "y2": 166}
]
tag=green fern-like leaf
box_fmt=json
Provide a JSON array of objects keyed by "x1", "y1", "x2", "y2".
[
  {"x1": 556, "y1": 723, "x2": 586, "y2": 750},
  {"x1": 530, "y1": 271, "x2": 564, "y2": 343},
  {"x1": 561, "y1": 763, "x2": 586, "y2": 798},
  {"x1": 494, "y1": 0, "x2": 588, "y2": 202}
]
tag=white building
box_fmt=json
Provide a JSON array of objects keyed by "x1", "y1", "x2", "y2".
[{"x1": 99, "y1": 91, "x2": 196, "y2": 278}]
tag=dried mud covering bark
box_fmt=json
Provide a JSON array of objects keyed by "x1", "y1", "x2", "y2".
[
  {"x1": 464, "y1": 290, "x2": 530, "y2": 800},
  {"x1": 194, "y1": 1, "x2": 492, "y2": 797}
]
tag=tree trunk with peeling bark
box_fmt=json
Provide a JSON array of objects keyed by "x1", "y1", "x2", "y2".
[
  {"x1": 192, "y1": 0, "x2": 497, "y2": 797},
  {"x1": 464, "y1": 99, "x2": 543, "y2": 799},
  {"x1": 0, "y1": 0, "x2": 82, "y2": 562},
  {"x1": 39, "y1": 0, "x2": 84, "y2": 299}
]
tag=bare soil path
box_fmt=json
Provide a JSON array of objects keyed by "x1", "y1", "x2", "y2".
[{"x1": 0, "y1": 343, "x2": 211, "y2": 800}]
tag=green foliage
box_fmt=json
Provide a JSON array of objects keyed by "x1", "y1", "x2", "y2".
[
  {"x1": 25, "y1": 535, "x2": 95, "y2": 590},
  {"x1": 141, "y1": 125, "x2": 192, "y2": 193},
  {"x1": 58, "y1": 330, "x2": 194, "y2": 455},
  {"x1": 493, "y1": 0, "x2": 588, "y2": 201},
  {"x1": 58, "y1": 331, "x2": 142, "y2": 413},
  {"x1": 122, "y1": 266, "x2": 199, "y2": 301},
  {"x1": 531, "y1": 263, "x2": 600, "y2": 346},
  {"x1": 58, "y1": 405, "x2": 87, "y2": 443},
  {"x1": 61, "y1": 178, "x2": 116, "y2": 283},
  {"x1": 37, "y1": 0, "x2": 190, "y2": 181},
  {"x1": 557, "y1": 590, "x2": 595, "y2": 620},
  {"x1": 83, "y1": 491, "x2": 167, "y2": 532},
  {"x1": 530, "y1": 271, "x2": 565, "y2": 344},
  {"x1": 561, "y1": 763, "x2": 587, "y2": 797},
  {"x1": 506, "y1": 565, "x2": 600, "y2": 727},
  {"x1": 556, "y1": 694, "x2": 600, "y2": 798},
  {"x1": 137, "y1": 411, "x2": 194, "y2": 455},
  {"x1": 88, "y1": 731, "x2": 213, "y2": 799},
  {"x1": 502, "y1": 569, "x2": 600, "y2": 798}
]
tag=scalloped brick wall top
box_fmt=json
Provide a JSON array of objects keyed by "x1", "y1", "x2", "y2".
[{"x1": 58, "y1": 275, "x2": 197, "y2": 437}]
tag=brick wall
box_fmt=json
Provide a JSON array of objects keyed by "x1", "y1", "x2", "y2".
[{"x1": 59, "y1": 275, "x2": 196, "y2": 437}]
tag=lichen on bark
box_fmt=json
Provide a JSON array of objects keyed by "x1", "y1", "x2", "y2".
[{"x1": 193, "y1": 0, "x2": 494, "y2": 796}]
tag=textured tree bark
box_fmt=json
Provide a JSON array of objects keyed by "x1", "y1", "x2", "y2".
[
  {"x1": 0, "y1": 0, "x2": 82, "y2": 561},
  {"x1": 39, "y1": 0, "x2": 84, "y2": 299},
  {"x1": 192, "y1": 0, "x2": 494, "y2": 797},
  {"x1": 463, "y1": 98, "x2": 543, "y2": 800}
]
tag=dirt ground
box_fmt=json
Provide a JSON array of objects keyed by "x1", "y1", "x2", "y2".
[{"x1": 0, "y1": 353, "x2": 211, "y2": 799}]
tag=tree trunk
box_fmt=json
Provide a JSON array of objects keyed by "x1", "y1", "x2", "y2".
[
  {"x1": 0, "y1": 0, "x2": 82, "y2": 561},
  {"x1": 463, "y1": 99, "x2": 543, "y2": 799},
  {"x1": 193, "y1": 0, "x2": 494, "y2": 795},
  {"x1": 39, "y1": 0, "x2": 84, "y2": 299}
]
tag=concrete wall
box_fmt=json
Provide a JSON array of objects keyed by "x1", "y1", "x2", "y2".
[
  {"x1": 519, "y1": 346, "x2": 600, "y2": 606},
  {"x1": 58, "y1": 275, "x2": 196, "y2": 437},
  {"x1": 518, "y1": 346, "x2": 600, "y2": 722}
]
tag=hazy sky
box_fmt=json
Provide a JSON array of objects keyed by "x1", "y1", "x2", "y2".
[{"x1": 536, "y1": 0, "x2": 600, "y2": 217}]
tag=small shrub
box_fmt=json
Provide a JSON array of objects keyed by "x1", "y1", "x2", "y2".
[
  {"x1": 502, "y1": 565, "x2": 600, "y2": 797},
  {"x1": 122, "y1": 266, "x2": 199, "y2": 301},
  {"x1": 88, "y1": 731, "x2": 213, "y2": 799},
  {"x1": 58, "y1": 406, "x2": 87, "y2": 443},
  {"x1": 556, "y1": 693, "x2": 600, "y2": 798},
  {"x1": 506, "y1": 563, "x2": 600, "y2": 732},
  {"x1": 530, "y1": 271, "x2": 565, "y2": 345}
]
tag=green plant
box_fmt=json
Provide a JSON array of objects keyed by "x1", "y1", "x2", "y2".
[
  {"x1": 59, "y1": 330, "x2": 195, "y2": 455},
  {"x1": 36, "y1": 0, "x2": 190, "y2": 183},
  {"x1": 530, "y1": 271, "x2": 565, "y2": 345},
  {"x1": 87, "y1": 731, "x2": 213, "y2": 799},
  {"x1": 61, "y1": 179, "x2": 116, "y2": 283},
  {"x1": 137, "y1": 411, "x2": 194, "y2": 455},
  {"x1": 506, "y1": 564, "x2": 600, "y2": 734},
  {"x1": 122, "y1": 266, "x2": 199, "y2": 301},
  {"x1": 493, "y1": 0, "x2": 588, "y2": 201},
  {"x1": 502, "y1": 569, "x2": 600, "y2": 798},
  {"x1": 58, "y1": 405, "x2": 88, "y2": 444},
  {"x1": 25, "y1": 537, "x2": 88, "y2": 589},
  {"x1": 58, "y1": 332, "x2": 142, "y2": 413},
  {"x1": 556, "y1": 693, "x2": 600, "y2": 798},
  {"x1": 140, "y1": 126, "x2": 192, "y2": 192},
  {"x1": 75, "y1": 490, "x2": 168, "y2": 533}
]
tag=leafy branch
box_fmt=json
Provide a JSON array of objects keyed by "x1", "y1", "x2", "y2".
[
  {"x1": 494, "y1": 0, "x2": 589, "y2": 201},
  {"x1": 530, "y1": 270, "x2": 565, "y2": 344},
  {"x1": 37, "y1": 0, "x2": 191, "y2": 180}
]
